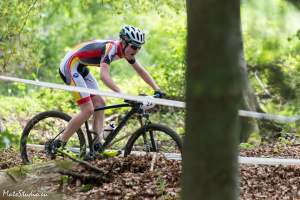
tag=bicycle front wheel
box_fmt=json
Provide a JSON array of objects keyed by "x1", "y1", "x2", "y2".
[
  {"x1": 124, "y1": 123, "x2": 182, "y2": 157},
  {"x1": 20, "y1": 111, "x2": 86, "y2": 164}
]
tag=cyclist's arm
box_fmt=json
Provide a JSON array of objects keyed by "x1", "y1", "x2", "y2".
[
  {"x1": 100, "y1": 62, "x2": 121, "y2": 93},
  {"x1": 130, "y1": 60, "x2": 161, "y2": 91}
]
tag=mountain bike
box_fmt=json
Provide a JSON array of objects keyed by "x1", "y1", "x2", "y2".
[{"x1": 20, "y1": 96, "x2": 183, "y2": 164}]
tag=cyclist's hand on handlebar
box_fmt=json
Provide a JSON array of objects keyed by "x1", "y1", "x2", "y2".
[{"x1": 153, "y1": 90, "x2": 166, "y2": 98}]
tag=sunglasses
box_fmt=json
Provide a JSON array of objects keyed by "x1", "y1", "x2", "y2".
[{"x1": 130, "y1": 44, "x2": 141, "y2": 50}]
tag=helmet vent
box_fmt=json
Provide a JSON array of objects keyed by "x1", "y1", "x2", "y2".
[{"x1": 130, "y1": 32, "x2": 136, "y2": 39}]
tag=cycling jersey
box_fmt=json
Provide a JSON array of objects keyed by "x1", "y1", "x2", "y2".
[{"x1": 59, "y1": 39, "x2": 127, "y2": 105}]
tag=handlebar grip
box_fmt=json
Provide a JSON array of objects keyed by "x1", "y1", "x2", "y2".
[{"x1": 153, "y1": 90, "x2": 166, "y2": 98}]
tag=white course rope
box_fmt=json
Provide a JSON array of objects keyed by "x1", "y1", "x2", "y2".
[
  {"x1": 238, "y1": 156, "x2": 300, "y2": 166},
  {"x1": 0, "y1": 75, "x2": 299, "y2": 123},
  {"x1": 24, "y1": 145, "x2": 300, "y2": 166},
  {"x1": 238, "y1": 110, "x2": 300, "y2": 123},
  {"x1": 168, "y1": 154, "x2": 300, "y2": 166},
  {"x1": 0, "y1": 75, "x2": 185, "y2": 108}
]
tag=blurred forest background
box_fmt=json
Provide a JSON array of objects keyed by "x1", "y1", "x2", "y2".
[{"x1": 0, "y1": 0, "x2": 299, "y2": 148}]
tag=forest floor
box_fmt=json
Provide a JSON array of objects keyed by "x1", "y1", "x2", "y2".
[{"x1": 1, "y1": 142, "x2": 300, "y2": 199}]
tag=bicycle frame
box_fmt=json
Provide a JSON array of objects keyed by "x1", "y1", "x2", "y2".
[{"x1": 84, "y1": 102, "x2": 146, "y2": 155}]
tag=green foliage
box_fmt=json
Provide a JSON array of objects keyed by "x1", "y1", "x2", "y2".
[
  {"x1": 0, "y1": 88, "x2": 78, "y2": 148},
  {"x1": 146, "y1": 14, "x2": 186, "y2": 99},
  {"x1": 0, "y1": 0, "x2": 42, "y2": 74},
  {"x1": 239, "y1": 142, "x2": 256, "y2": 149},
  {"x1": 0, "y1": 129, "x2": 19, "y2": 149},
  {"x1": 80, "y1": 184, "x2": 93, "y2": 192},
  {"x1": 156, "y1": 172, "x2": 167, "y2": 194},
  {"x1": 1, "y1": 0, "x2": 187, "y2": 100},
  {"x1": 61, "y1": 175, "x2": 70, "y2": 184},
  {"x1": 7, "y1": 164, "x2": 32, "y2": 178},
  {"x1": 242, "y1": 0, "x2": 300, "y2": 119}
]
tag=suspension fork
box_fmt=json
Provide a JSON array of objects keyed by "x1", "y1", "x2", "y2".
[
  {"x1": 149, "y1": 129, "x2": 157, "y2": 152},
  {"x1": 137, "y1": 115, "x2": 148, "y2": 151},
  {"x1": 138, "y1": 114, "x2": 157, "y2": 152}
]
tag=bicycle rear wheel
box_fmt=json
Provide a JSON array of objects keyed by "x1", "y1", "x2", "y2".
[
  {"x1": 20, "y1": 111, "x2": 86, "y2": 164},
  {"x1": 124, "y1": 123, "x2": 182, "y2": 157}
]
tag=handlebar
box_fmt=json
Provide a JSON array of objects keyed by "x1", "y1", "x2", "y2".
[
  {"x1": 124, "y1": 99, "x2": 141, "y2": 105},
  {"x1": 124, "y1": 94, "x2": 162, "y2": 104},
  {"x1": 124, "y1": 94, "x2": 163, "y2": 111}
]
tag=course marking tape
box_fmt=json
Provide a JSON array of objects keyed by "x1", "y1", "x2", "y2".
[
  {"x1": 238, "y1": 156, "x2": 300, "y2": 166},
  {"x1": 0, "y1": 75, "x2": 185, "y2": 108},
  {"x1": 0, "y1": 75, "x2": 299, "y2": 123},
  {"x1": 25, "y1": 145, "x2": 300, "y2": 165},
  {"x1": 238, "y1": 110, "x2": 300, "y2": 123}
]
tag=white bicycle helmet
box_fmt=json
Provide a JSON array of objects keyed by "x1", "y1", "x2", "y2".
[{"x1": 119, "y1": 25, "x2": 145, "y2": 47}]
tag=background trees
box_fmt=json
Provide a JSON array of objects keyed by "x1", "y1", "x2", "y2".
[{"x1": 0, "y1": 0, "x2": 299, "y2": 146}]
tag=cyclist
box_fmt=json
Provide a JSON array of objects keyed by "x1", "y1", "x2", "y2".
[{"x1": 49, "y1": 25, "x2": 164, "y2": 155}]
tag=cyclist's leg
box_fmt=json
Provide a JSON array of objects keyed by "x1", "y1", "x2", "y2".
[
  {"x1": 60, "y1": 102, "x2": 94, "y2": 142},
  {"x1": 91, "y1": 96, "x2": 105, "y2": 141},
  {"x1": 46, "y1": 101, "x2": 94, "y2": 155},
  {"x1": 84, "y1": 72, "x2": 105, "y2": 142},
  {"x1": 58, "y1": 58, "x2": 94, "y2": 142}
]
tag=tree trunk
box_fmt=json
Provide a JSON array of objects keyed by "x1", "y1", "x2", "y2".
[
  {"x1": 183, "y1": 0, "x2": 243, "y2": 199},
  {"x1": 239, "y1": 54, "x2": 259, "y2": 143}
]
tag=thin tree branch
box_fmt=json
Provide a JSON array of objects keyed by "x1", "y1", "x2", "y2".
[
  {"x1": 150, "y1": 153, "x2": 157, "y2": 171},
  {"x1": 17, "y1": 0, "x2": 38, "y2": 35},
  {"x1": 254, "y1": 70, "x2": 271, "y2": 98},
  {"x1": 57, "y1": 149, "x2": 105, "y2": 174},
  {"x1": 59, "y1": 170, "x2": 110, "y2": 183}
]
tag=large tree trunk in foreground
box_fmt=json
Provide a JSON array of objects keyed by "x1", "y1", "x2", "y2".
[{"x1": 183, "y1": 0, "x2": 243, "y2": 199}]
